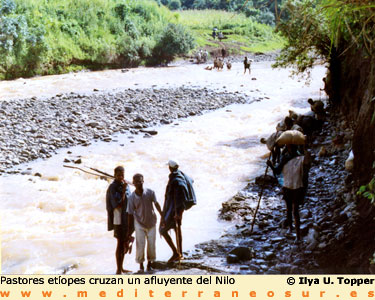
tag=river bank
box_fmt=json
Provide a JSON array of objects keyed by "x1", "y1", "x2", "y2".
[{"x1": 172, "y1": 106, "x2": 374, "y2": 275}]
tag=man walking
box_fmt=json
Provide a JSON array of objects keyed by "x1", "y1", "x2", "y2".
[
  {"x1": 160, "y1": 160, "x2": 194, "y2": 262},
  {"x1": 106, "y1": 166, "x2": 132, "y2": 274},
  {"x1": 267, "y1": 145, "x2": 311, "y2": 242},
  {"x1": 127, "y1": 174, "x2": 162, "y2": 272}
]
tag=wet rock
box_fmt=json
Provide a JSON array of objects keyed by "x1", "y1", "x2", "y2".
[
  {"x1": 141, "y1": 130, "x2": 158, "y2": 135},
  {"x1": 255, "y1": 174, "x2": 278, "y2": 186},
  {"x1": 228, "y1": 246, "x2": 253, "y2": 261},
  {"x1": 226, "y1": 254, "x2": 240, "y2": 264},
  {"x1": 264, "y1": 251, "x2": 275, "y2": 260}
]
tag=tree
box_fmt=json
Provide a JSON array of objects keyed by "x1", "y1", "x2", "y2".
[
  {"x1": 151, "y1": 23, "x2": 195, "y2": 65},
  {"x1": 169, "y1": 0, "x2": 181, "y2": 10}
]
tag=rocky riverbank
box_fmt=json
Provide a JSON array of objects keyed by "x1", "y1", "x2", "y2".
[
  {"x1": 0, "y1": 88, "x2": 251, "y2": 175},
  {"x1": 175, "y1": 105, "x2": 373, "y2": 274}
]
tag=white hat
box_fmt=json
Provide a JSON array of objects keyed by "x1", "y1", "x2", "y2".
[{"x1": 167, "y1": 160, "x2": 179, "y2": 168}]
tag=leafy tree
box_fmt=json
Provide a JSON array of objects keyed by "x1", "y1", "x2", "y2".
[
  {"x1": 151, "y1": 23, "x2": 195, "y2": 65},
  {"x1": 272, "y1": 0, "x2": 331, "y2": 75},
  {"x1": 169, "y1": 0, "x2": 181, "y2": 10}
]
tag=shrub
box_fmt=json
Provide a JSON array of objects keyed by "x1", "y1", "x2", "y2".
[
  {"x1": 151, "y1": 23, "x2": 195, "y2": 65},
  {"x1": 169, "y1": 0, "x2": 181, "y2": 10}
]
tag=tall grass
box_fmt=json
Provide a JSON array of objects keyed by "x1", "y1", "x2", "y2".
[{"x1": 177, "y1": 9, "x2": 284, "y2": 53}]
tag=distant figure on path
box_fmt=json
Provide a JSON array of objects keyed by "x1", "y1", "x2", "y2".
[
  {"x1": 244, "y1": 56, "x2": 252, "y2": 74},
  {"x1": 106, "y1": 166, "x2": 133, "y2": 274},
  {"x1": 218, "y1": 31, "x2": 224, "y2": 41},
  {"x1": 212, "y1": 27, "x2": 218, "y2": 39},
  {"x1": 127, "y1": 174, "x2": 162, "y2": 272}
]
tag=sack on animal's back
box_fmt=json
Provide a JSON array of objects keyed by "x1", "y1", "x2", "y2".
[
  {"x1": 276, "y1": 130, "x2": 306, "y2": 146},
  {"x1": 181, "y1": 172, "x2": 196, "y2": 210}
]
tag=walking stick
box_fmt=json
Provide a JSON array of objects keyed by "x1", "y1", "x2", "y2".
[
  {"x1": 250, "y1": 153, "x2": 271, "y2": 233},
  {"x1": 63, "y1": 165, "x2": 113, "y2": 178},
  {"x1": 63, "y1": 165, "x2": 133, "y2": 185},
  {"x1": 86, "y1": 165, "x2": 133, "y2": 185}
]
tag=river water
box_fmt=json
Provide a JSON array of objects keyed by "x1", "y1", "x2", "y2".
[{"x1": 0, "y1": 62, "x2": 326, "y2": 274}]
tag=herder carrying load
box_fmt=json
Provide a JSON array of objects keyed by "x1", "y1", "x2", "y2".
[
  {"x1": 160, "y1": 160, "x2": 196, "y2": 262},
  {"x1": 267, "y1": 130, "x2": 311, "y2": 242}
]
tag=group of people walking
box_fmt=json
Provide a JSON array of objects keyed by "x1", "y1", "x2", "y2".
[{"x1": 105, "y1": 160, "x2": 194, "y2": 274}]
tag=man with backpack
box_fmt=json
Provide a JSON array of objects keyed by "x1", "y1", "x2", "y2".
[
  {"x1": 160, "y1": 160, "x2": 196, "y2": 263},
  {"x1": 267, "y1": 144, "x2": 311, "y2": 242}
]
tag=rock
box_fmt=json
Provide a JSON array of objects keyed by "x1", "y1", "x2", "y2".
[
  {"x1": 63, "y1": 158, "x2": 71, "y2": 163},
  {"x1": 318, "y1": 146, "x2": 327, "y2": 157},
  {"x1": 124, "y1": 106, "x2": 133, "y2": 113},
  {"x1": 34, "y1": 173, "x2": 42, "y2": 177},
  {"x1": 226, "y1": 254, "x2": 240, "y2": 264},
  {"x1": 74, "y1": 158, "x2": 82, "y2": 164},
  {"x1": 228, "y1": 246, "x2": 253, "y2": 261},
  {"x1": 85, "y1": 121, "x2": 100, "y2": 128},
  {"x1": 264, "y1": 251, "x2": 275, "y2": 260},
  {"x1": 255, "y1": 174, "x2": 278, "y2": 186},
  {"x1": 345, "y1": 150, "x2": 354, "y2": 171},
  {"x1": 141, "y1": 130, "x2": 158, "y2": 136}
]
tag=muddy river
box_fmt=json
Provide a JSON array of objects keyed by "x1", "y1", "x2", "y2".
[{"x1": 0, "y1": 61, "x2": 326, "y2": 274}]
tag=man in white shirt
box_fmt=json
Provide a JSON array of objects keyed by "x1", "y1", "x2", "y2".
[{"x1": 127, "y1": 173, "x2": 162, "y2": 272}]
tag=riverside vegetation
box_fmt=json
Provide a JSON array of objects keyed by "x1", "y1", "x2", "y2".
[
  {"x1": 272, "y1": 0, "x2": 375, "y2": 271},
  {"x1": 0, "y1": 0, "x2": 282, "y2": 80}
]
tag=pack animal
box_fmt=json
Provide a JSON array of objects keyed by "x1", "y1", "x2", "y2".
[
  {"x1": 214, "y1": 57, "x2": 224, "y2": 70},
  {"x1": 226, "y1": 60, "x2": 232, "y2": 70},
  {"x1": 308, "y1": 98, "x2": 325, "y2": 120}
]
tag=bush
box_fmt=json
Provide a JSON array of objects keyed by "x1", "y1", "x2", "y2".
[
  {"x1": 169, "y1": 0, "x2": 181, "y2": 10},
  {"x1": 0, "y1": 0, "x2": 181, "y2": 78}
]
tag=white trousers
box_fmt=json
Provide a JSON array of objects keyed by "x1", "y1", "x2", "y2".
[{"x1": 134, "y1": 219, "x2": 156, "y2": 264}]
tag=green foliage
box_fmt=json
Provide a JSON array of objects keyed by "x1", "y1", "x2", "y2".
[
  {"x1": 0, "y1": 0, "x2": 282, "y2": 78},
  {"x1": 177, "y1": 9, "x2": 283, "y2": 53},
  {"x1": 357, "y1": 177, "x2": 375, "y2": 204},
  {"x1": 178, "y1": 0, "x2": 282, "y2": 25},
  {"x1": 151, "y1": 23, "x2": 195, "y2": 64},
  {"x1": 0, "y1": 0, "x2": 183, "y2": 79},
  {"x1": 273, "y1": 0, "x2": 375, "y2": 75},
  {"x1": 0, "y1": 0, "x2": 48, "y2": 79},
  {"x1": 169, "y1": 0, "x2": 182, "y2": 10}
]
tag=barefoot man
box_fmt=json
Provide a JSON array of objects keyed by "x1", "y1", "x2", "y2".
[
  {"x1": 160, "y1": 160, "x2": 189, "y2": 262},
  {"x1": 127, "y1": 173, "x2": 162, "y2": 272},
  {"x1": 106, "y1": 166, "x2": 133, "y2": 274}
]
